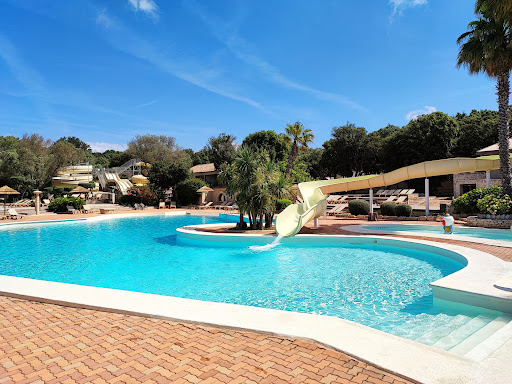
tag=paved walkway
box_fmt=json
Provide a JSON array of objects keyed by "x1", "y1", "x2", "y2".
[{"x1": 0, "y1": 297, "x2": 413, "y2": 384}]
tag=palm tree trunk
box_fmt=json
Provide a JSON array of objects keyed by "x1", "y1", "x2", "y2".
[
  {"x1": 497, "y1": 71, "x2": 512, "y2": 196},
  {"x1": 285, "y1": 141, "x2": 299, "y2": 178}
]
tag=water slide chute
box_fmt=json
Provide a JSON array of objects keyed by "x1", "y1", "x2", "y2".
[
  {"x1": 52, "y1": 165, "x2": 93, "y2": 187},
  {"x1": 275, "y1": 156, "x2": 507, "y2": 237}
]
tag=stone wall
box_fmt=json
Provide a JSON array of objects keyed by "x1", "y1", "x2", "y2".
[
  {"x1": 466, "y1": 215, "x2": 512, "y2": 229},
  {"x1": 453, "y1": 172, "x2": 502, "y2": 198}
]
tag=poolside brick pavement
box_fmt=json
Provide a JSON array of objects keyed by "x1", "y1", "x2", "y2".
[{"x1": 0, "y1": 296, "x2": 414, "y2": 384}]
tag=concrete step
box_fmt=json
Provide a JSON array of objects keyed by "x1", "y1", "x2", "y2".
[
  {"x1": 448, "y1": 314, "x2": 512, "y2": 357},
  {"x1": 432, "y1": 314, "x2": 496, "y2": 351},
  {"x1": 463, "y1": 315, "x2": 512, "y2": 362}
]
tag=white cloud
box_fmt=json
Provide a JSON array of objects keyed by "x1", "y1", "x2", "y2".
[
  {"x1": 135, "y1": 99, "x2": 158, "y2": 108},
  {"x1": 88, "y1": 142, "x2": 127, "y2": 152},
  {"x1": 406, "y1": 105, "x2": 437, "y2": 121},
  {"x1": 128, "y1": 0, "x2": 159, "y2": 18},
  {"x1": 96, "y1": 10, "x2": 113, "y2": 28},
  {"x1": 389, "y1": 0, "x2": 427, "y2": 19},
  {"x1": 184, "y1": 0, "x2": 366, "y2": 112}
]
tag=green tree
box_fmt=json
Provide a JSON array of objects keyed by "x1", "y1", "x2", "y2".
[
  {"x1": 219, "y1": 147, "x2": 291, "y2": 230},
  {"x1": 241, "y1": 130, "x2": 290, "y2": 163},
  {"x1": 284, "y1": 122, "x2": 314, "y2": 177},
  {"x1": 363, "y1": 125, "x2": 400, "y2": 173},
  {"x1": 453, "y1": 109, "x2": 499, "y2": 157},
  {"x1": 198, "y1": 133, "x2": 237, "y2": 168},
  {"x1": 148, "y1": 161, "x2": 191, "y2": 200},
  {"x1": 57, "y1": 137, "x2": 91, "y2": 152},
  {"x1": 382, "y1": 113, "x2": 459, "y2": 171},
  {"x1": 457, "y1": 4, "x2": 512, "y2": 194},
  {"x1": 175, "y1": 178, "x2": 206, "y2": 206},
  {"x1": 321, "y1": 122, "x2": 368, "y2": 177},
  {"x1": 126, "y1": 135, "x2": 188, "y2": 164}
]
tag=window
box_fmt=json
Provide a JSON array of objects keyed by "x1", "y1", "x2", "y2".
[{"x1": 460, "y1": 184, "x2": 476, "y2": 195}]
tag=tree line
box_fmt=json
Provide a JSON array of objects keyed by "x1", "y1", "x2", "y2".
[{"x1": 0, "y1": 108, "x2": 505, "y2": 198}]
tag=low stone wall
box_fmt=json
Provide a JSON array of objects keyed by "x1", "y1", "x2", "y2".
[{"x1": 467, "y1": 216, "x2": 512, "y2": 229}]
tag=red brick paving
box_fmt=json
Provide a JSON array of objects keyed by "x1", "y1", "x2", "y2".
[{"x1": 0, "y1": 296, "x2": 414, "y2": 384}]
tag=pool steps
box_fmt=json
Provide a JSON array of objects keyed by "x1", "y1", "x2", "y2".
[{"x1": 462, "y1": 316, "x2": 512, "y2": 361}]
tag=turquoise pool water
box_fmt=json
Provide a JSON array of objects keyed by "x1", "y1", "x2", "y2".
[
  {"x1": 362, "y1": 224, "x2": 512, "y2": 242},
  {"x1": 0, "y1": 215, "x2": 503, "y2": 349}
]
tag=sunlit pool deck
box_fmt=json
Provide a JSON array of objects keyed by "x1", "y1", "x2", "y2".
[{"x1": 1, "y1": 210, "x2": 511, "y2": 384}]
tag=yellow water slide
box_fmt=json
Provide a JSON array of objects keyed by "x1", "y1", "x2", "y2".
[
  {"x1": 275, "y1": 156, "x2": 508, "y2": 237},
  {"x1": 52, "y1": 165, "x2": 93, "y2": 187}
]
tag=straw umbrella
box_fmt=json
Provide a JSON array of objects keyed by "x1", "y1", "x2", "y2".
[
  {"x1": 196, "y1": 186, "x2": 214, "y2": 205},
  {"x1": 0, "y1": 186, "x2": 20, "y2": 216},
  {"x1": 70, "y1": 186, "x2": 89, "y2": 200}
]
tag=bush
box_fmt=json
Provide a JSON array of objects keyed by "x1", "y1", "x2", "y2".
[
  {"x1": 453, "y1": 186, "x2": 503, "y2": 214},
  {"x1": 176, "y1": 178, "x2": 206, "y2": 206},
  {"x1": 118, "y1": 186, "x2": 157, "y2": 207},
  {"x1": 348, "y1": 199, "x2": 369, "y2": 215},
  {"x1": 48, "y1": 197, "x2": 85, "y2": 213},
  {"x1": 395, "y1": 204, "x2": 413, "y2": 217},
  {"x1": 380, "y1": 202, "x2": 397, "y2": 216},
  {"x1": 476, "y1": 193, "x2": 512, "y2": 215},
  {"x1": 276, "y1": 199, "x2": 292, "y2": 211},
  {"x1": 78, "y1": 182, "x2": 96, "y2": 189}
]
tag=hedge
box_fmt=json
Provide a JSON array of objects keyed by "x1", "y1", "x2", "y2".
[
  {"x1": 380, "y1": 202, "x2": 396, "y2": 216},
  {"x1": 276, "y1": 199, "x2": 292, "y2": 211},
  {"x1": 348, "y1": 199, "x2": 369, "y2": 215},
  {"x1": 176, "y1": 178, "x2": 206, "y2": 206},
  {"x1": 395, "y1": 204, "x2": 413, "y2": 217},
  {"x1": 48, "y1": 197, "x2": 85, "y2": 213},
  {"x1": 453, "y1": 186, "x2": 504, "y2": 214}
]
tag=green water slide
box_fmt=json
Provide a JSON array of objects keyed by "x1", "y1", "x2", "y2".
[{"x1": 275, "y1": 156, "x2": 508, "y2": 237}]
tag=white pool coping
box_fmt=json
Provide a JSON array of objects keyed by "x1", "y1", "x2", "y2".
[
  {"x1": 342, "y1": 223, "x2": 512, "y2": 248},
  {"x1": 1, "y1": 214, "x2": 512, "y2": 384}
]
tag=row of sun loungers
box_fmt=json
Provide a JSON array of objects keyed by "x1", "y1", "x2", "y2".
[
  {"x1": 375, "y1": 189, "x2": 415, "y2": 196},
  {"x1": 1, "y1": 208, "x2": 23, "y2": 220}
]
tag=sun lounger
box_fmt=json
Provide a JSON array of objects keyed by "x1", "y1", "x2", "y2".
[
  {"x1": 66, "y1": 205, "x2": 78, "y2": 214},
  {"x1": 404, "y1": 189, "x2": 416, "y2": 195},
  {"x1": 42, "y1": 199, "x2": 51, "y2": 206},
  {"x1": 169, "y1": 201, "x2": 177, "y2": 209},
  {"x1": 7, "y1": 208, "x2": 22, "y2": 220},
  {"x1": 382, "y1": 195, "x2": 397, "y2": 203},
  {"x1": 82, "y1": 205, "x2": 94, "y2": 214},
  {"x1": 213, "y1": 201, "x2": 228, "y2": 209},
  {"x1": 327, "y1": 195, "x2": 340, "y2": 203},
  {"x1": 327, "y1": 205, "x2": 345, "y2": 215},
  {"x1": 197, "y1": 202, "x2": 213, "y2": 210},
  {"x1": 158, "y1": 202, "x2": 166, "y2": 209},
  {"x1": 375, "y1": 190, "x2": 385, "y2": 196},
  {"x1": 394, "y1": 196, "x2": 408, "y2": 204}
]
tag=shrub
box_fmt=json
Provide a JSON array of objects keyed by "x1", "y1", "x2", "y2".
[
  {"x1": 276, "y1": 199, "x2": 292, "y2": 211},
  {"x1": 453, "y1": 186, "x2": 503, "y2": 214},
  {"x1": 476, "y1": 193, "x2": 512, "y2": 215},
  {"x1": 118, "y1": 186, "x2": 157, "y2": 207},
  {"x1": 78, "y1": 182, "x2": 96, "y2": 189},
  {"x1": 395, "y1": 204, "x2": 413, "y2": 217},
  {"x1": 48, "y1": 197, "x2": 85, "y2": 213},
  {"x1": 176, "y1": 178, "x2": 206, "y2": 206},
  {"x1": 380, "y1": 202, "x2": 396, "y2": 216},
  {"x1": 349, "y1": 199, "x2": 369, "y2": 215}
]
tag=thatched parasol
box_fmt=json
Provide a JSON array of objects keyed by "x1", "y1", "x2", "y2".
[
  {"x1": 70, "y1": 186, "x2": 90, "y2": 194},
  {"x1": 196, "y1": 186, "x2": 214, "y2": 205},
  {"x1": 0, "y1": 185, "x2": 20, "y2": 216}
]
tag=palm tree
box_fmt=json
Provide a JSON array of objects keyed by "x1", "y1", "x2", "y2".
[
  {"x1": 476, "y1": 0, "x2": 512, "y2": 20},
  {"x1": 457, "y1": 6, "x2": 512, "y2": 195},
  {"x1": 285, "y1": 122, "x2": 315, "y2": 178}
]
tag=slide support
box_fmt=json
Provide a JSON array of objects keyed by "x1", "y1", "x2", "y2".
[
  {"x1": 425, "y1": 178, "x2": 430, "y2": 217},
  {"x1": 486, "y1": 171, "x2": 491, "y2": 188},
  {"x1": 369, "y1": 189, "x2": 374, "y2": 214},
  {"x1": 314, "y1": 218, "x2": 319, "y2": 229}
]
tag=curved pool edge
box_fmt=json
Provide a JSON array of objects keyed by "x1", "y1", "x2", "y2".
[
  {"x1": 342, "y1": 224, "x2": 512, "y2": 248},
  {"x1": 0, "y1": 274, "x2": 502, "y2": 384},
  {"x1": 177, "y1": 225, "x2": 512, "y2": 314}
]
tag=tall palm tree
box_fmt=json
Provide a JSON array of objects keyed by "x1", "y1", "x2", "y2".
[
  {"x1": 476, "y1": 0, "x2": 512, "y2": 21},
  {"x1": 457, "y1": 5, "x2": 512, "y2": 195},
  {"x1": 285, "y1": 122, "x2": 314, "y2": 178}
]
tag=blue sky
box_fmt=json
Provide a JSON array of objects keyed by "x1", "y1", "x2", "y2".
[{"x1": 0, "y1": 0, "x2": 497, "y2": 152}]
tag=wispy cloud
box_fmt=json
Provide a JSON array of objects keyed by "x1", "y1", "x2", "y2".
[
  {"x1": 96, "y1": 9, "x2": 113, "y2": 28},
  {"x1": 88, "y1": 142, "x2": 127, "y2": 152},
  {"x1": 96, "y1": 19, "x2": 269, "y2": 113},
  {"x1": 128, "y1": 0, "x2": 159, "y2": 19},
  {"x1": 406, "y1": 105, "x2": 436, "y2": 120},
  {"x1": 389, "y1": 0, "x2": 428, "y2": 19},
  {"x1": 183, "y1": 0, "x2": 366, "y2": 112},
  {"x1": 135, "y1": 99, "x2": 158, "y2": 108}
]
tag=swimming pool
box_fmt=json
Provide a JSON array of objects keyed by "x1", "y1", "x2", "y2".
[
  {"x1": 0, "y1": 214, "x2": 505, "y2": 351},
  {"x1": 360, "y1": 223, "x2": 512, "y2": 242}
]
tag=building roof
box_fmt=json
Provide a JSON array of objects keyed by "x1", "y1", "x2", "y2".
[
  {"x1": 476, "y1": 139, "x2": 512, "y2": 156},
  {"x1": 190, "y1": 163, "x2": 216, "y2": 174}
]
